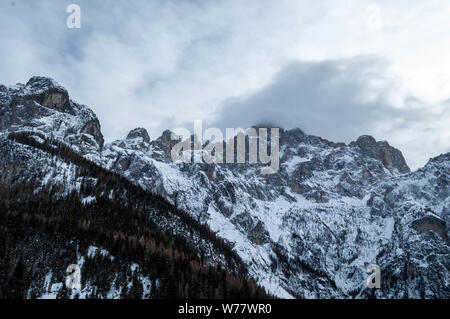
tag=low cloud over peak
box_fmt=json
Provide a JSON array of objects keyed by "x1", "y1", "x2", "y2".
[{"x1": 211, "y1": 56, "x2": 450, "y2": 170}]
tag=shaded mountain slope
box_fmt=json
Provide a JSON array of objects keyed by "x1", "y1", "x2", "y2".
[{"x1": 1, "y1": 76, "x2": 448, "y2": 298}]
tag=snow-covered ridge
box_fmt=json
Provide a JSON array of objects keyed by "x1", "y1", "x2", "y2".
[
  {"x1": 1, "y1": 77, "x2": 448, "y2": 298},
  {"x1": 0, "y1": 76, "x2": 104, "y2": 156}
]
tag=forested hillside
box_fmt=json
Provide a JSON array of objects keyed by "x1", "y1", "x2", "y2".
[{"x1": 0, "y1": 132, "x2": 268, "y2": 299}]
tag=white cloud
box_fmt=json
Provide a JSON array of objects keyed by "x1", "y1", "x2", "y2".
[
  {"x1": 210, "y1": 56, "x2": 450, "y2": 170},
  {"x1": 0, "y1": 0, "x2": 449, "y2": 169}
]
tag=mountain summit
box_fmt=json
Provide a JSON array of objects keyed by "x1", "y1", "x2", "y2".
[
  {"x1": 350, "y1": 135, "x2": 410, "y2": 173},
  {"x1": 0, "y1": 77, "x2": 448, "y2": 299},
  {"x1": 0, "y1": 76, "x2": 104, "y2": 152}
]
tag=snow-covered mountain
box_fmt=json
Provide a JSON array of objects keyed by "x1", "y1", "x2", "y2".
[
  {"x1": 1, "y1": 77, "x2": 448, "y2": 298},
  {"x1": 0, "y1": 76, "x2": 103, "y2": 160}
]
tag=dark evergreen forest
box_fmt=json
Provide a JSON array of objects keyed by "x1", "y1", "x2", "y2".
[{"x1": 0, "y1": 132, "x2": 269, "y2": 299}]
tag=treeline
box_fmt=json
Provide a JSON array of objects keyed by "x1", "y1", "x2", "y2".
[
  {"x1": 7, "y1": 131, "x2": 244, "y2": 273},
  {"x1": 0, "y1": 182, "x2": 268, "y2": 299},
  {"x1": 2, "y1": 131, "x2": 270, "y2": 299}
]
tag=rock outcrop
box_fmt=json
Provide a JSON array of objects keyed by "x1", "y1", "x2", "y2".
[
  {"x1": 350, "y1": 135, "x2": 410, "y2": 173},
  {"x1": 0, "y1": 76, "x2": 104, "y2": 151},
  {"x1": 1, "y1": 76, "x2": 448, "y2": 299},
  {"x1": 412, "y1": 214, "x2": 447, "y2": 241},
  {"x1": 126, "y1": 127, "x2": 150, "y2": 143}
]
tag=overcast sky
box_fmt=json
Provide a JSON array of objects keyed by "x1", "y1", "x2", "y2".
[{"x1": 0, "y1": 0, "x2": 449, "y2": 170}]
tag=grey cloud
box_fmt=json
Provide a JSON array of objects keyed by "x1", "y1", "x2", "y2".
[
  {"x1": 211, "y1": 56, "x2": 414, "y2": 141},
  {"x1": 210, "y1": 56, "x2": 450, "y2": 170},
  {"x1": 1, "y1": 1, "x2": 449, "y2": 170},
  {"x1": 0, "y1": 0, "x2": 322, "y2": 142}
]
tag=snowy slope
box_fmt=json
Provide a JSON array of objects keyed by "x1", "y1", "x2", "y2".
[
  {"x1": 102, "y1": 126, "x2": 448, "y2": 298},
  {"x1": 1, "y1": 77, "x2": 448, "y2": 298}
]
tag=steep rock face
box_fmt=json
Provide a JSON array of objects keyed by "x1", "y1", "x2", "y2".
[
  {"x1": 101, "y1": 126, "x2": 437, "y2": 298},
  {"x1": 350, "y1": 135, "x2": 410, "y2": 174},
  {"x1": 126, "y1": 127, "x2": 150, "y2": 143},
  {"x1": 1, "y1": 76, "x2": 447, "y2": 299},
  {"x1": 412, "y1": 215, "x2": 447, "y2": 240},
  {"x1": 0, "y1": 131, "x2": 250, "y2": 295},
  {"x1": 0, "y1": 77, "x2": 104, "y2": 155},
  {"x1": 362, "y1": 153, "x2": 450, "y2": 298},
  {"x1": 24, "y1": 76, "x2": 74, "y2": 114},
  {"x1": 0, "y1": 132, "x2": 260, "y2": 299}
]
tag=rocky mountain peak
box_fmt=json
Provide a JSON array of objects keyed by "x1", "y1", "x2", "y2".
[
  {"x1": 22, "y1": 76, "x2": 74, "y2": 115},
  {"x1": 427, "y1": 152, "x2": 450, "y2": 166},
  {"x1": 0, "y1": 77, "x2": 104, "y2": 152},
  {"x1": 25, "y1": 76, "x2": 67, "y2": 94},
  {"x1": 350, "y1": 135, "x2": 410, "y2": 174},
  {"x1": 2, "y1": 76, "x2": 448, "y2": 299},
  {"x1": 278, "y1": 127, "x2": 305, "y2": 147},
  {"x1": 353, "y1": 135, "x2": 377, "y2": 148},
  {"x1": 159, "y1": 129, "x2": 181, "y2": 145},
  {"x1": 126, "y1": 127, "x2": 150, "y2": 143}
]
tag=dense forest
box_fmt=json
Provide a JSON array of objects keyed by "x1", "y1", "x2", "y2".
[
  {"x1": 0, "y1": 132, "x2": 270, "y2": 299},
  {"x1": 7, "y1": 132, "x2": 246, "y2": 270}
]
